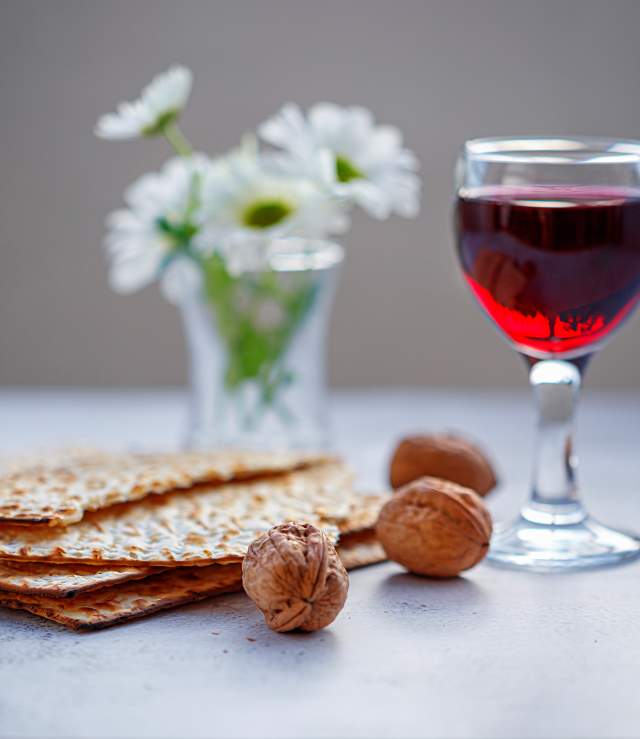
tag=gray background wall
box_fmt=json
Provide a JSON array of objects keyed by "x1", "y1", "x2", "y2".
[{"x1": 2, "y1": 0, "x2": 640, "y2": 388}]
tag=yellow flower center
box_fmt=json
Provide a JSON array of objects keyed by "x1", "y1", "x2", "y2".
[
  {"x1": 242, "y1": 199, "x2": 294, "y2": 229},
  {"x1": 335, "y1": 155, "x2": 364, "y2": 183}
]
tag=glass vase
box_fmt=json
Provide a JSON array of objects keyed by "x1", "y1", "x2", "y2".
[{"x1": 180, "y1": 238, "x2": 343, "y2": 450}]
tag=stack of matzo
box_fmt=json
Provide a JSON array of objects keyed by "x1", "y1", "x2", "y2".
[{"x1": 0, "y1": 450, "x2": 388, "y2": 629}]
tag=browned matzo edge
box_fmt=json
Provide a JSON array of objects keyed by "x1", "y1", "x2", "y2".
[
  {"x1": 0, "y1": 530, "x2": 387, "y2": 630},
  {"x1": 0, "y1": 466, "x2": 387, "y2": 567},
  {"x1": 0, "y1": 450, "x2": 334, "y2": 526}
]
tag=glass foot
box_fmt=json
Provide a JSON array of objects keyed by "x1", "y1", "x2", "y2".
[{"x1": 488, "y1": 516, "x2": 640, "y2": 572}]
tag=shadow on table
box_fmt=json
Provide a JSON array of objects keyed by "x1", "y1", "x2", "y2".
[
  {"x1": 372, "y1": 571, "x2": 491, "y2": 630},
  {"x1": 186, "y1": 591, "x2": 343, "y2": 676}
]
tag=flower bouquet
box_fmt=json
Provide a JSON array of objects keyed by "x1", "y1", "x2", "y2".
[{"x1": 97, "y1": 65, "x2": 420, "y2": 449}]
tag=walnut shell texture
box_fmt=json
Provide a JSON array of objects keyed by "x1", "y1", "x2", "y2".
[
  {"x1": 389, "y1": 434, "x2": 497, "y2": 495},
  {"x1": 242, "y1": 522, "x2": 349, "y2": 632},
  {"x1": 376, "y1": 477, "x2": 493, "y2": 578}
]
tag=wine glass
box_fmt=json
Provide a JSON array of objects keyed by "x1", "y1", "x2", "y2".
[{"x1": 454, "y1": 136, "x2": 640, "y2": 571}]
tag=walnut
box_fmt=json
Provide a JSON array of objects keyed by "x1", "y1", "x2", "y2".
[
  {"x1": 389, "y1": 433, "x2": 497, "y2": 495},
  {"x1": 242, "y1": 522, "x2": 349, "y2": 632},
  {"x1": 376, "y1": 477, "x2": 492, "y2": 577}
]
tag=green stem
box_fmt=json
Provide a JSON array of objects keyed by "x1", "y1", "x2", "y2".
[
  {"x1": 201, "y1": 254, "x2": 319, "y2": 429},
  {"x1": 163, "y1": 120, "x2": 193, "y2": 157}
]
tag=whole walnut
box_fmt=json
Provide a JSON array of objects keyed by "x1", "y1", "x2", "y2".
[
  {"x1": 376, "y1": 477, "x2": 492, "y2": 577},
  {"x1": 242, "y1": 522, "x2": 349, "y2": 632},
  {"x1": 389, "y1": 433, "x2": 497, "y2": 495}
]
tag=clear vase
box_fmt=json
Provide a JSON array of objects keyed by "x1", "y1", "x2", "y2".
[{"x1": 180, "y1": 238, "x2": 344, "y2": 450}]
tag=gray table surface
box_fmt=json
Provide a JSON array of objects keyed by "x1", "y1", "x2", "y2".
[{"x1": 0, "y1": 388, "x2": 639, "y2": 739}]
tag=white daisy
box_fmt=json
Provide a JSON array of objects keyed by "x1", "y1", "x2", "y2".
[
  {"x1": 259, "y1": 103, "x2": 421, "y2": 219},
  {"x1": 95, "y1": 65, "x2": 193, "y2": 142},
  {"x1": 198, "y1": 139, "x2": 349, "y2": 273},
  {"x1": 104, "y1": 155, "x2": 211, "y2": 303}
]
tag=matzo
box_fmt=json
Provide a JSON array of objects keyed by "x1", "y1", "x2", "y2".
[
  {"x1": 0, "y1": 492, "x2": 387, "y2": 596},
  {"x1": 0, "y1": 563, "x2": 243, "y2": 629},
  {"x1": 0, "y1": 449, "x2": 331, "y2": 526},
  {"x1": 0, "y1": 531, "x2": 386, "y2": 630},
  {"x1": 337, "y1": 529, "x2": 387, "y2": 570},
  {"x1": 0, "y1": 464, "x2": 386, "y2": 567},
  {"x1": 0, "y1": 560, "x2": 159, "y2": 598}
]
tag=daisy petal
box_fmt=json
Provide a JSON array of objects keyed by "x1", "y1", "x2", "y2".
[
  {"x1": 103, "y1": 155, "x2": 213, "y2": 299},
  {"x1": 94, "y1": 65, "x2": 193, "y2": 141},
  {"x1": 108, "y1": 245, "x2": 163, "y2": 294},
  {"x1": 340, "y1": 180, "x2": 392, "y2": 219},
  {"x1": 259, "y1": 103, "x2": 313, "y2": 156},
  {"x1": 160, "y1": 258, "x2": 202, "y2": 304},
  {"x1": 259, "y1": 101, "x2": 421, "y2": 219}
]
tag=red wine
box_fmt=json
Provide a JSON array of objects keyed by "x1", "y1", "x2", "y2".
[{"x1": 456, "y1": 186, "x2": 640, "y2": 357}]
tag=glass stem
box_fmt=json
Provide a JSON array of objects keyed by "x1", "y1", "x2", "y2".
[{"x1": 521, "y1": 359, "x2": 587, "y2": 526}]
